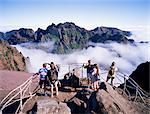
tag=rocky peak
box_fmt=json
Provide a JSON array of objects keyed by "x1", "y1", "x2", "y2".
[
  {"x1": 92, "y1": 26, "x2": 131, "y2": 36},
  {"x1": 57, "y1": 22, "x2": 76, "y2": 28}
]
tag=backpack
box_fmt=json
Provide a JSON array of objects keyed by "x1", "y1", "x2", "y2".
[
  {"x1": 109, "y1": 67, "x2": 115, "y2": 76},
  {"x1": 49, "y1": 69, "x2": 58, "y2": 81}
]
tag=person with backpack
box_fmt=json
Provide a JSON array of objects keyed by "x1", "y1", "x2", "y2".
[
  {"x1": 48, "y1": 62, "x2": 59, "y2": 97},
  {"x1": 106, "y1": 62, "x2": 118, "y2": 86},
  {"x1": 36, "y1": 63, "x2": 48, "y2": 94},
  {"x1": 83, "y1": 60, "x2": 94, "y2": 85},
  {"x1": 91, "y1": 64, "x2": 100, "y2": 91}
]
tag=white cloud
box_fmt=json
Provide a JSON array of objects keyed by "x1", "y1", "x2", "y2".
[{"x1": 15, "y1": 42, "x2": 150, "y2": 79}]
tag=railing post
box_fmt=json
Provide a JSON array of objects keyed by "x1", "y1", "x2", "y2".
[
  {"x1": 134, "y1": 86, "x2": 138, "y2": 102},
  {"x1": 0, "y1": 110, "x2": 2, "y2": 114},
  {"x1": 20, "y1": 87, "x2": 23, "y2": 113},
  {"x1": 123, "y1": 76, "x2": 126, "y2": 93},
  {"x1": 29, "y1": 80, "x2": 32, "y2": 96},
  {"x1": 68, "y1": 65, "x2": 71, "y2": 73},
  {"x1": 81, "y1": 66, "x2": 83, "y2": 78}
]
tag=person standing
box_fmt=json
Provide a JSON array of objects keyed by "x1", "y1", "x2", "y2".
[
  {"x1": 91, "y1": 64, "x2": 100, "y2": 91},
  {"x1": 37, "y1": 63, "x2": 48, "y2": 94},
  {"x1": 83, "y1": 60, "x2": 94, "y2": 85},
  {"x1": 49, "y1": 62, "x2": 59, "y2": 97},
  {"x1": 106, "y1": 62, "x2": 118, "y2": 86}
]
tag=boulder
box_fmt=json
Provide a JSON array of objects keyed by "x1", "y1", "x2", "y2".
[
  {"x1": 90, "y1": 82, "x2": 139, "y2": 114},
  {"x1": 37, "y1": 99, "x2": 71, "y2": 114}
]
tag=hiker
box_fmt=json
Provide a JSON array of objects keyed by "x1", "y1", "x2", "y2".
[
  {"x1": 106, "y1": 62, "x2": 118, "y2": 86},
  {"x1": 48, "y1": 62, "x2": 59, "y2": 97},
  {"x1": 36, "y1": 63, "x2": 48, "y2": 94},
  {"x1": 83, "y1": 60, "x2": 94, "y2": 85},
  {"x1": 91, "y1": 64, "x2": 100, "y2": 91}
]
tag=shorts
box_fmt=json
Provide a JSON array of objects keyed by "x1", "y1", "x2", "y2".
[
  {"x1": 87, "y1": 73, "x2": 92, "y2": 79},
  {"x1": 39, "y1": 80, "x2": 47, "y2": 88},
  {"x1": 91, "y1": 75, "x2": 99, "y2": 83}
]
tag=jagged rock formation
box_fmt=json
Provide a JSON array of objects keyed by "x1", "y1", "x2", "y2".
[
  {"x1": 0, "y1": 40, "x2": 26, "y2": 71},
  {"x1": 119, "y1": 62, "x2": 149, "y2": 93},
  {"x1": 95, "y1": 82, "x2": 138, "y2": 114},
  {"x1": 0, "y1": 22, "x2": 133, "y2": 54}
]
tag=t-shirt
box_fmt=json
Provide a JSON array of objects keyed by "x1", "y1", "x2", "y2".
[
  {"x1": 38, "y1": 68, "x2": 47, "y2": 80},
  {"x1": 84, "y1": 64, "x2": 94, "y2": 74}
]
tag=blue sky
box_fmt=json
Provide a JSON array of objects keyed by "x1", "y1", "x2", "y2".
[{"x1": 0, "y1": 0, "x2": 149, "y2": 32}]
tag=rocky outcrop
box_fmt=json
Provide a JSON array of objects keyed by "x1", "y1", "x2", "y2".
[
  {"x1": 129, "y1": 62, "x2": 149, "y2": 92},
  {"x1": 0, "y1": 40, "x2": 26, "y2": 71},
  {"x1": 1, "y1": 22, "x2": 134, "y2": 54},
  {"x1": 37, "y1": 99, "x2": 71, "y2": 114},
  {"x1": 119, "y1": 62, "x2": 149, "y2": 93},
  {"x1": 95, "y1": 82, "x2": 138, "y2": 114}
]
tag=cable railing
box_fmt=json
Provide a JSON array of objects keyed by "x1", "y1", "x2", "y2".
[
  {"x1": 0, "y1": 64, "x2": 149, "y2": 114},
  {"x1": 0, "y1": 75, "x2": 39, "y2": 114},
  {"x1": 113, "y1": 72, "x2": 149, "y2": 104}
]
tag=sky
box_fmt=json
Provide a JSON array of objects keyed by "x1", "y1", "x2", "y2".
[{"x1": 0, "y1": 0, "x2": 149, "y2": 32}]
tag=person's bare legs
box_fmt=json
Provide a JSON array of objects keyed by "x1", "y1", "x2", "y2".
[
  {"x1": 106, "y1": 76, "x2": 110, "y2": 82},
  {"x1": 111, "y1": 78, "x2": 114, "y2": 86},
  {"x1": 55, "y1": 81, "x2": 59, "y2": 96},
  {"x1": 50, "y1": 84, "x2": 54, "y2": 97},
  {"x1": 93, "y1": 82, "x2": 97, "y2": 91},
  {"x1": 96, "y1": 81, "x2": 99, "y2": 90}
]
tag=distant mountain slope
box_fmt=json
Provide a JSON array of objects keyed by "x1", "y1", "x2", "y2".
[
  {"x1": 90, "y1": 27, "x2": 132, "y2": 43},
  {"x1": 0, "y1": 22, "x2": 133, "y2": 54},
  {"x1": 0, "y1": 40, "x2": 26, "y2": 71}
]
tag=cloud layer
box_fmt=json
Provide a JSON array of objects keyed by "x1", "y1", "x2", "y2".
[{"x1": 15, "y1": 41, "x2": 150, "y2": 79}]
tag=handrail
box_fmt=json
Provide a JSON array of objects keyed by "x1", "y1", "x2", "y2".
[
  {"x1": 0, "y1": 76, "x2": 33, "y2": 106},
  {"x1": 117, "y1": 72, "x2": 149, "y2": 97},
  {"x1": 0, "y1": 75, "x2": 38, "y2": 114},
  {"x1": 114, "y1": 72, "x2": 149, "y2": 104}
]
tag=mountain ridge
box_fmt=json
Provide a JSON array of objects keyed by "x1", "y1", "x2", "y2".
[{"x1": 0, "y1": 22, "x2": 133, "y2": 54}]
